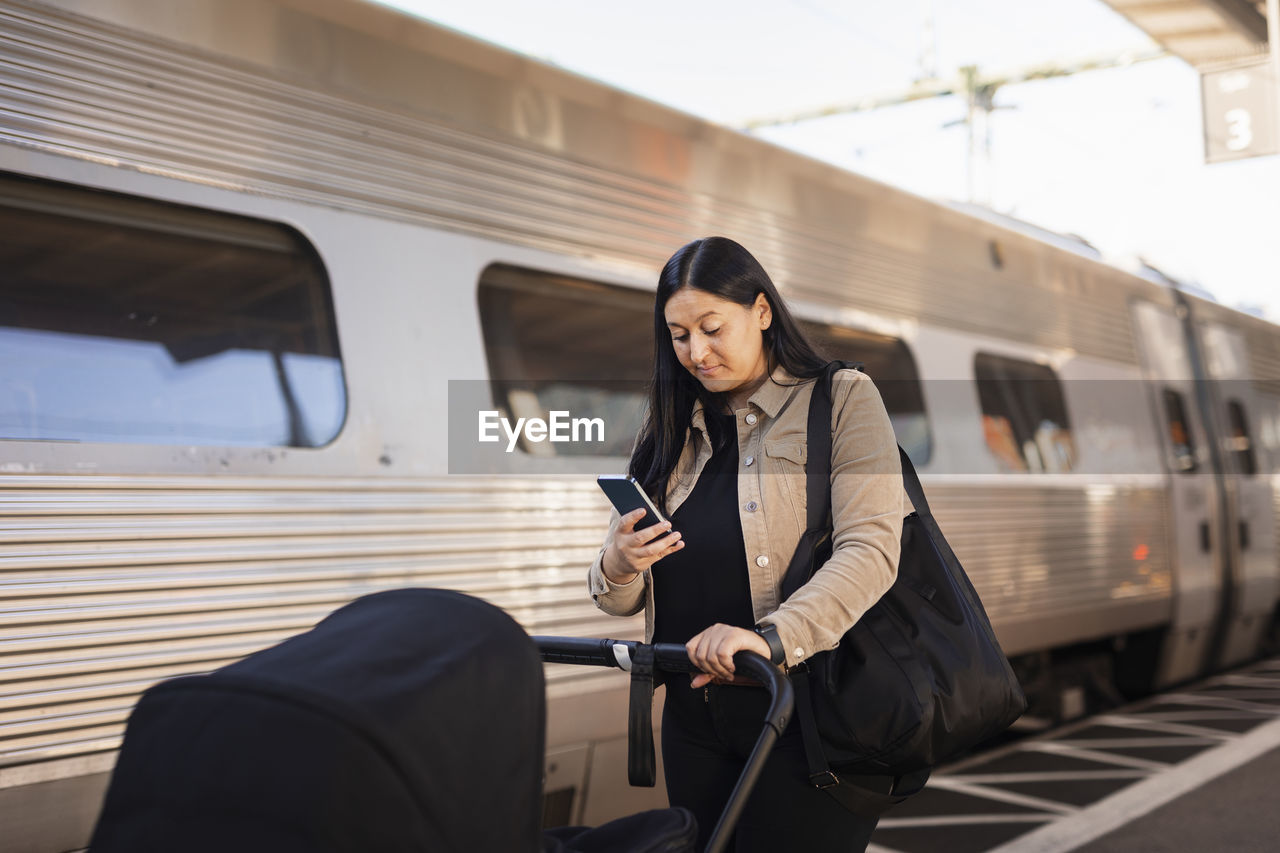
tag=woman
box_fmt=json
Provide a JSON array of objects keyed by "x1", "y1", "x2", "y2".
[{"x1": 587, "y1": 237, "x2": 904, "y2": 851}]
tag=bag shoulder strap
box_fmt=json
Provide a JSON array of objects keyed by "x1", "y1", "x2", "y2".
[
  {"x1": 777, "y1": 361, "x2": 846, "y2": 600},
  {"x1": 781, "y1": 361, "x2": 931, "y2": 596},
  {"x1": 898, "y1": 446, "x2": 930, "y2": 518},
  {"x1": 800, "y1": 360, "x2": 846, "y2": 532},
  {"x1": 788, "y1": 361, "x2": 935, "y2": 795},
  {"x1": 798, "y1": 360, "x2": 931, "y2": 559}
]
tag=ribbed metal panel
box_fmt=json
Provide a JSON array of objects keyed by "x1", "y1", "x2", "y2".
[
  {"x1": 1193, "y1": 295, "x2": 1280, "y2": 396},
  {"x1": 0, "y1": 475, "x2": 634, "y2": 773},
  {"x1": 926, "y1": 481, "x2": 1173, "y2": 636},
  {"x1": 1274, "y1": 474, "x2": 1280, "y2": 574},
  {"x1": 0, "y1": 0, "x2": 1145, "y2": 365},
  {"x1": 0, "y1": 473, "x2": 1176, "y2": 774},
  {"x1": 1246, "y1": 323, "x2": 1280, "y2": 397}
]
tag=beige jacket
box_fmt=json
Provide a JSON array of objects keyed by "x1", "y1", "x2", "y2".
[{"x1": 587, "y1": 366, "x2": 905, "y2": 668}]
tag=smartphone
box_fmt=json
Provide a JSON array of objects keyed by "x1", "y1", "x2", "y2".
[{"x1": 596, "y1": 475, "x2": 669, "y2": 531}]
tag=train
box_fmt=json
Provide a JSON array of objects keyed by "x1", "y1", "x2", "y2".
[{"x1": 1, "y1": 0, "x2": 1278, "y2": 849}]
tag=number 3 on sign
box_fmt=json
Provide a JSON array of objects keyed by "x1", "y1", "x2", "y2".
[{"x1": 1225, "y1": 108, "x2": 1253, "y2": 151}]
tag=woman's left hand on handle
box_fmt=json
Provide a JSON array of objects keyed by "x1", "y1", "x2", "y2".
[{"x1": 686, "y1": 623, "x2": 772, "y2": 688}]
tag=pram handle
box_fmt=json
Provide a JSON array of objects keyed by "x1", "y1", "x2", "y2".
[
  {"x1": 534, "y1": 636, "x2": 794, "y2": 853},
  {"x1": 533, "y1": 636, "x2": 792, "y2": 737}
]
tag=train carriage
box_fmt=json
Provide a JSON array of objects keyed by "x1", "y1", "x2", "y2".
[{"x1": 1, "y1": 0, "x2": 1278, "y2": 849}]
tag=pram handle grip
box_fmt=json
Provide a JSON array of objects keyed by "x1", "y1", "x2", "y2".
[
  {"x1": 534, "y1": 636, "x2": 794, "y2": 853},
  {"x1": 532, "y1": 636, "x2": 793, "y2": 737}
]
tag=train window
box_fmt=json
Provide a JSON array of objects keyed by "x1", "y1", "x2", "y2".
[
  {"x1": 973, "y1": 353, "x2": 1075, "y2": 473},
  {"x1": 478, "y1": 265, "x2": 652, "y2": 456},
  {"x1": 1161, "y1": 389, "x2": 1198, "y2": 473},
  {"x1": 801, "y1": 323, "x2": 932, "y2": 464},
  {"x1": 0, "y1": 174, "x2": 345, "y2": 448},
  {"x1": 1225, "y1": 399, "x2": 1257, "y2": 476}
]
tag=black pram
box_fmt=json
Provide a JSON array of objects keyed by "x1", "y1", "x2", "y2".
[{"x1": 89, "y1": 588, "x2": 791, "y2": 853}]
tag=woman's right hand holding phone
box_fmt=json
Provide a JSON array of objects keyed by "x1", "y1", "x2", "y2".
[{"x1": 602, "y1": 509, "x2": 684, "y2": 583}]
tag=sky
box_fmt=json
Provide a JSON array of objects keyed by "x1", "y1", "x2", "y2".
[{"x1": 376, "y1": 0, "x2": 1279, "y2": 320}]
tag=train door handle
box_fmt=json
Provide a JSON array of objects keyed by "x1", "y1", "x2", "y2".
[
  {"x1": 1200, "y1": 521, "x2": 1211, "y2": 553},
  {"x1": 1239, "y1": 521, "x2": 1249, "y2": 551}
]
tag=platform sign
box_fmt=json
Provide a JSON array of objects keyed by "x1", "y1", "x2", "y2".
[{"x1": 1201, "y1": 58, "x2": 1277, "y2": 163}]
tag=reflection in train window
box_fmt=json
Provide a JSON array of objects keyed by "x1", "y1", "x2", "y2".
[
  {"x1": 1161, "y1": 389, "x2": 1197, "y2": 473},
  {"x1": 973, "y1": 353, "x2": 1075, "y2": 473},
  {"x1": 801, "y1": 323, "x2": 932, "y2": 464},
  {"x1": 1225, "y1": 399, "x2": 1257, "y2": 476},
  {"x1": 0, "y1": 173, "x2": 346, "y2": 447},
  {"x1": 478, "y1": 265, "x2": 652, "y2": 456}
]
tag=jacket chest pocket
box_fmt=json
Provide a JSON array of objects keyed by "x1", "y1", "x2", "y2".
[
  {"x1": 764, "y1": 439, "x2": 806, "y2": 468},
  {"x1": 763, "y1": 438, "x2": 808, "y2": 532}
]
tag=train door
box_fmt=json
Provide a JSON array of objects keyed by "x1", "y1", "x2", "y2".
[
  {"x1": 1197, "y1": 320, "x2": 1278, "y2": 665},
  {"x1": 1130, "y1": 299, "x2": 1224, "y2": 685}
]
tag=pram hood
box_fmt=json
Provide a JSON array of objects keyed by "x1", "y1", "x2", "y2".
[{"x1": 90, "y1": 588, "x2": 546, "y2": 852}]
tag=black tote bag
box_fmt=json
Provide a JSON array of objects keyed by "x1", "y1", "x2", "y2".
[{"x1": 782, "y1": 362, "x2": 1026, "y2": 790}]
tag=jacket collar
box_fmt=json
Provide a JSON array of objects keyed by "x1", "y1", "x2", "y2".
[
  {"x1": 749, "y1": 364, "x2": 801, "y2": 419},
  {"x1": 688, "y1": 364, "x2": 800, "y2": 430}
]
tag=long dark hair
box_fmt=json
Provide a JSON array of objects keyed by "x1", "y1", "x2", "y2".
[{"x1": 629, "y1": 237, "x2": 828, "y2": 509}]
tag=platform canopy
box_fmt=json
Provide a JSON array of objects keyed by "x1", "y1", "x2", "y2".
[{"x1": 1101, "y1": 0, "x2": 1269, "y2": 66}]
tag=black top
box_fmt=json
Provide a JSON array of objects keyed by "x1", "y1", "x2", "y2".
[{"x1": 652, "y1": 412, "x2": 754, "y2": 645}]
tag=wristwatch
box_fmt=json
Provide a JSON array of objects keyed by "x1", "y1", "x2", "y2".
[{"x1": 754, "y1": 623, "x2": 785, "y2": 666}]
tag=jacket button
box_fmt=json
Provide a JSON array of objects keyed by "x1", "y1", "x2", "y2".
[
  {"x1": 745, "y1": 501, "x2": 758, "y2": 512},
  {"x1": 745, "y1": 413, "x2": 758, "y2": 425},
  {"x1": 744, "y1": 455, "x2": 755, "y2": 466},
  {"x1": 794, "y1": 647, "x2": 805, "y2": 659},
  {"x1": 755, "y1": 555, "x2": 769, "y2": 568}
]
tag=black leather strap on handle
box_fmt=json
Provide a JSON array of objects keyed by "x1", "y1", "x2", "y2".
[{"x1": 627, "y1": 643, "x2": 657, "y2": 787}]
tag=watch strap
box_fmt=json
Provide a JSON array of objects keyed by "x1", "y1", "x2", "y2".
[{"x1": 754, "y1": 623, "x2": 785, "y2": 666}]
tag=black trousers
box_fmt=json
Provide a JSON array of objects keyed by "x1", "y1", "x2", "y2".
[{"x1": 660, "y1": 680, "x2": 879, "y2": 852}]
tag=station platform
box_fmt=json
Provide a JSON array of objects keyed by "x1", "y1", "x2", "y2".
[
  {"x1": 1074, "y1": 740, "x2": 1280, "y2": 852},
  {"x1": 869, "y1": 655, "x2": 1280, "y2": 853}
]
